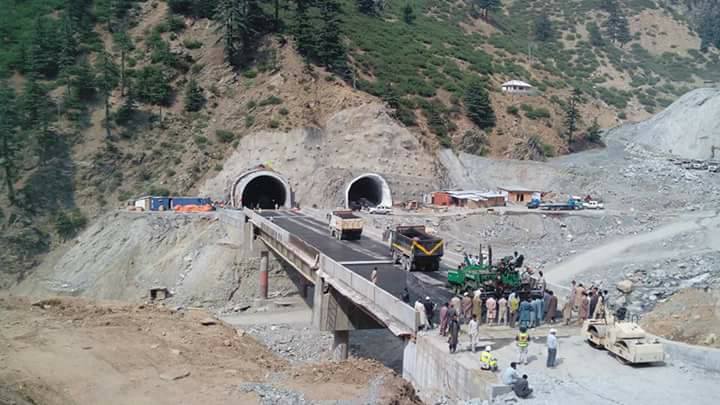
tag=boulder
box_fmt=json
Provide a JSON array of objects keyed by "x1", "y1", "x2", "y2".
[{"x1": 616, "y1": 280, "x2": 634, "y2": 293}]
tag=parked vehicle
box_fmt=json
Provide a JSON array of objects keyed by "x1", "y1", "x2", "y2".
[
  {"x1": 540, "y1": 198, "x2": 583, "y2": 211},
  {"x1": 583, "y1": 200, "x2": 605, "y2": 210},
  {"x1": 527, "y1": 197, "x2": 541, "y2": 209},
  {"x1": 327, "y1": 210, "x2": 364, "y2": 240},
  {"x1": 707, "y1": 163, "x2": 719, "y2": 173},
  {"x1": 691, "y1": 161, "x2": 707, "y2": 170},
  {"x1": 369, "y1": 205, "x2": 392, "y2": 215},
  {"x1": 390, "y1": 225, "x2": 443, "y2": 271}
]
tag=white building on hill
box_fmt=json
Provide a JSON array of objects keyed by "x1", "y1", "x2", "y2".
[{"x1": 501, "y1": 80, "x2": 533, "y2": 94}]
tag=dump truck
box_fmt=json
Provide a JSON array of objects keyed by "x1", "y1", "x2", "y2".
[
  {"x1": 327, "y1": 210, "x2": 364, "y2": 240},
  {"x1": 582, "y1": 311, "x2": 664, "y2": 365},
  {"x1": 390, "y1": 225, "x2": 443, "y2": 272}
]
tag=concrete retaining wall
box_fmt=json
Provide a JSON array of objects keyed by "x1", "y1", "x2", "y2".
[
  {"x1": 403, "y1": 334, "x2": 494, "y2": 401},
  {"x1": 659, "y1": 337, "x2": 720, "y2": 372}
]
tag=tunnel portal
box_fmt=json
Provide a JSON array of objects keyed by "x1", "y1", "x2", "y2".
[
  {"x1": 345, "y1": 173, "x2": 392, "y2": 210},
  {"x1": 241, "y1": 175, "x2": 288, "y2": 209},
  {"x1": 232, "y1": 169, "x2": 292, "y2": 209}
]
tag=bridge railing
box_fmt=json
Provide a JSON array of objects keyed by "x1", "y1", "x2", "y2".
[
  {"x1": 244, "y1": 209, "x2": 290, "y2": 244},
  {"x1": 320, "y1": 255, "x2": 417, "y2": 333}
]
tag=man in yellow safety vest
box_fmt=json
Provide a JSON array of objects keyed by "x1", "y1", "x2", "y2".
[
  {"x1": 480, "y1": 345, "x2": 498, "y2": 371},
  {"x1": 516, "y1": 326, "x2": 530, "y2": 365}
]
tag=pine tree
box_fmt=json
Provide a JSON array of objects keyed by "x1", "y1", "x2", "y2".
[
  {"x1": 464, "y1": 80, "x2": 495, "y2": 130},
  {"x1": 135, "y1": 65, "x2": 172, "y2": 107},
  {"x1": 317, "y1": 0, "x2": 346, "y2": 71},
  {"x1": 381, "y1": 82, "x2": 400, "y2": 111},
  {"x1": 184, "y1": 78, "x2": 206, "y2": 112},
  {"x1": 95, "y1": 51, "x2": 119, "y2": 138},
  {"x1": 606, "y1": 9, "x2": 631, "y2": 47},
  {"x1": 586, "y1": 118, "x2": 601, "y2": 143},
  {"x1": 20, "y1": 75, "x2": 52, "y2": 131},
  {"x1": 216, "y1": 0, "x2": 269, "y2": 68},
  {"x1": 588, "y1": 22, "x2": 605, "y2": 47},
  {"x1": 403, "y1": 3, "x2": 415, "y2": 24},
  {"x1": 357, "y1": 0, "x2": 378, "y2": 15},
  {"x1": 113, "y1": 32, "x2": 134, "y2": 96},
  {"x1": 474, "y1": 0, "x2": 502, "y2": 19},
  {"x1": 26, "y1": 17, "x2": 60, "y2": 78},
  {"x1": 115, "y1": 86, "x2": 137, "y2": 126},
  {"x1": 294, "y1": 0, "x2": 317, "y2": 59},
  {"x1": 58, "y1": 14, "x2": 78, "y2": 76},
  {"x1": 533, "y1": 15, "x2": 554, "y2": 42},
  {"x1": 0, "y1": 82, "x2": 20, "y2": 203},
  {"x1": 564, "y1": 88, "x2": 582, "y2": 146}
]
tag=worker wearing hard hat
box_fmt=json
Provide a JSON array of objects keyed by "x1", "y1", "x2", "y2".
[{"x1": 480, "y1": 346, "x2": 498, "y2": 371}]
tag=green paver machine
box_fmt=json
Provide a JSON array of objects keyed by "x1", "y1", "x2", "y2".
[{"x1": 447, "y1": 245, "x2": 536, "y2": 298}]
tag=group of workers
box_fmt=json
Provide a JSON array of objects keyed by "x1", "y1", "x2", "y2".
[{"x1": 561, "y1": 280, "x2": 609, "y2": 324}]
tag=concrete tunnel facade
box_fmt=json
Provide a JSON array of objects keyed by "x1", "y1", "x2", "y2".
[
  {"x1": 232, "y1": 169, "x2": 293, "y2": 209},
  {"x1": 345, "y1": 173, "x2": 393, "y2": 209}
]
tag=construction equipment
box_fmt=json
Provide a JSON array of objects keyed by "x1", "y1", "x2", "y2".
[
  {"x1": 447, "y1": 249, "x2": 540, "y2": 298},
  {"x1": 390, "y1": 225, "x2": 443, "y2": 272},
  {"x1": 327, "y1": 210, "x2": 364, "y2": 240},
  {"x1": 582, "y1": 311, "x2": 665, "y2": 365}
]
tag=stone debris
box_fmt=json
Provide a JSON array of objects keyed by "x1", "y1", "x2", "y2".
[{"x1": 159, "y1": 369, "x2": 191, "y2": 381}]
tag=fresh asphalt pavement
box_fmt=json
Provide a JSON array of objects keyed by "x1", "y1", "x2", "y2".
[{"x1": 259, "y1": 210, "x2": 455, "y2": 306}]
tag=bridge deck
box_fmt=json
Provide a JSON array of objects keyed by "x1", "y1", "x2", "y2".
[{"x1": 259, "y1": 210, "x2": 454, "y2": 307}]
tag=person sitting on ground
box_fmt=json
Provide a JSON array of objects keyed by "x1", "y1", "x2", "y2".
[
  {"x1": 480, "y1": 346, "x2": 498, "y2": 371},
  {"x1": 501, "y1": 362, "x2": 521, "y2": 385},
  {"x1": 513, "y1": 374, "x2": 533, "y2": 399}
]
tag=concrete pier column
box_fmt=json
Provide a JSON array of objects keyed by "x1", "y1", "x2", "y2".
[
  {"x1": 259, "y1": 251, "x2": 269, "y2": 299},
  {"x1": 332, "y1": 330, "x2": 349, "y2": 361}
]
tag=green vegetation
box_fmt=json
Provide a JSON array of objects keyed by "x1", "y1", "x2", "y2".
[
  {"x1": 564, "y1": 88, "x2": 582, "y2": 145},
  {"x1": 259, "y1": 95, "x2": 283, "y2": 107},
  {"x1": 185, "y1": 78, "x2": 206, "y2": 112},
  {"x1": 54, "y1": 209, "x2": 88, "y2": 241},
  {"x1": 215, "y1": 129, "x2": 235, "y2": 143}
]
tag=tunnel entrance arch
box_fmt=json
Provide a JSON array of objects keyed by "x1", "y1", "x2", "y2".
[
  {"x1": 345, "y1": 173, "x2": 392, "y2": 209},
  {"x1": 232, "y1": 169, "x2": 292, "y2": 209}
]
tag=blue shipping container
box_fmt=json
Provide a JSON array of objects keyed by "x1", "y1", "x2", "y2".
[
  {"x1": 170, "y1": 197, "x2": 211, "y2": 208},
  {"x1": 150, "y1": 197, "x2": 171, "y2": 211}
]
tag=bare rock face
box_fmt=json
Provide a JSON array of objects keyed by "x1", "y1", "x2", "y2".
[
  {"x1": 202, "y1": 103, "x2": 440, "y2": 208},
  {"x1": 616, "y1": 279, "x2": 634, "y2": 293},
  {"x1": 611, "y1": 88, "x2": 720, "y2": 160}
]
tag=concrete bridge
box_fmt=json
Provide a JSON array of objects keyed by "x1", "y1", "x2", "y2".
[{"x1": 219, "y1": 207, "x2": 493, "y2": 400}]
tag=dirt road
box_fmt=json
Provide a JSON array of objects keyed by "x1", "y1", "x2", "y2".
[
  {"x1": 544, "y1": 211, "x2": 720, "y2": 289},
  {"x1": 0, "y1": 295, "x2": 420, "y2": 405}
]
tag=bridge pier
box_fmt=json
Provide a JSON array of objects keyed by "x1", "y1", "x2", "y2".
[
  {"x1": 332, "y1": 330, "x2": 349, "y2": 361},
  {"x1": 259, "y1": 251, "x2": 269, "y2": 299}
]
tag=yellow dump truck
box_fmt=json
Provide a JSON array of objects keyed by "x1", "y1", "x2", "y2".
[{"x1": 327, "y1": 210, "x2": 364, "y2": 240}]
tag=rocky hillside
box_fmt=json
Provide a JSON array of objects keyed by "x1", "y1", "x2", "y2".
[
  {"x1": 1, "y1": 0, "x2": 719, "y2": 284},
  {"x1": 609, "y1": 87, "x2": 720, "y2": 159}
]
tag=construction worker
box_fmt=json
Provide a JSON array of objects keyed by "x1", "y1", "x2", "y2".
[
  {"x1": 472, "y1": 290, "x2": 482, "y2": 323},
  {"x1": 513, "y1": 374, "x2": 533, "y2": 399},
  {"x1": 480, "y1": 346, "x2": 498, "y2": 371},
  {"x1": 467, "y1": 314, "x2": 479, "y2": 352},
  {"x1": 485, "y1": 295, "x2": 497, "y2": 325},
  {"x1": 448, "y1": 314, "x2": 460, "y2": 353},
  {"x1": 439, "y1": 302, "x2": 449, "y2": 336},
  {"x1": 516, "y1": 326, "x2": 530, "y2": 365},
  {"x1": 519, "y1": 297, "x2": 532, "y2": 329},
  {"x1": 501, "y1": 362, "x2": 520, "y2": 385},
  {"x1": 497, "y1": 295, "x2": 508, "y2": 326},
  {"x1": 461, "y1": 292, "x2": 473, "y2": 323},
  {"x1": 424, "y1": 296, "x2": 436, "y2": 329},
  {"x1": 546, "y1": 328, "x2": 558, "y2": 368},
  {"x1": 509, "y1": 292, "x2": 520, "y2": 327}
]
